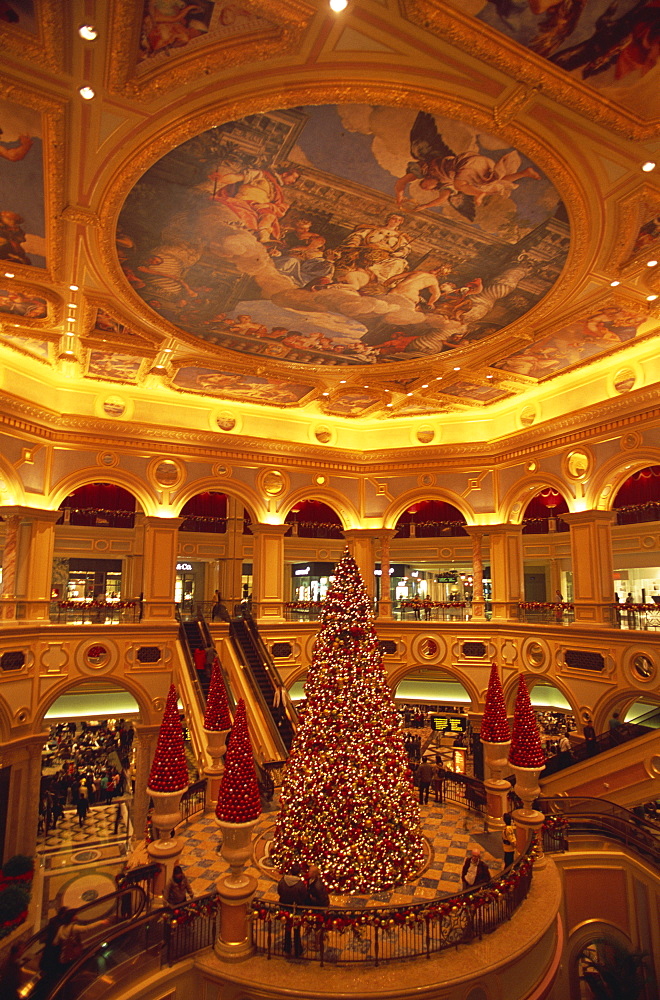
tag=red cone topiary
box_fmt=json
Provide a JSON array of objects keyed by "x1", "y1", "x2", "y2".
[
  {"x1": 147, "y1": 684, "x2": 189, "y2": 792},
  {"x1": 481, "y1": 662, "x2": 511, "y2": 743},
  {"x1": 509, "y1": 675, "x2": 546, "y2": 768},
  {"x1": 216, "y1": 699, "x2": 262, "y2": 823},
  {"x1": 204, "y1": 661, "x2": 232, "y2": 731}
]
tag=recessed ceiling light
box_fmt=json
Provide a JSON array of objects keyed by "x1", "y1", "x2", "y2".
[
  {"x1": 647, "y1": 294, "x2": 658, "y2": 301},
  {"x1": 642, "y1": 161, "x2": 656, "y2": 172},
  {"x1": 64, "y1": 350, "x2": 74, "y2": 355},
  {"x1": 648, "y1": 260, "x2": 658, "y2": 267},
  {"x1": 386, "y1": 403, "x2": 393, "y2": 407},
  {"x1": 78, "y1": 24, "x2": 98, "y2": 40},
  {"x1": 453, "y1": 366, "x2": 460, "y2": 371},
  {"x1": 329, "y1": 0, "x2": 348, "y2": 10},
  {"x1": 486, "y1": 374, "x2": 493, "y2": 379},
  {"x1": 4, "y1": 272, "x2": 14, "y2": 278},
  {"x1": 68, "y1": 302, "x2": 77, "y2": 308},
  {"x1": 66, "y1": 316, "x2": 76, "y2": 323},
  {"x1": 610, "y1": 280, "x2": 620, "y2": 286},
  {"x1": 79, "y1": 86, "x2": 95, "y2": 100},
  {"x1": 163, "y1": 348, "x2": 172, "y2": 353},
  {"x1": 421, "y1": 384, "x2": 428, "y2": 388},
  {"x1": 322, "y1": 392, "x2": 329, "y2": 396},
  {"x1": 406, "y1": 392, "x2": 413, "y2": 396},
  {"x1": 69, "y1": 284, "x2": 78, "y2": 291},
  {"x1": 339, "y1": 379, "x2": 346, "y2": 383},
  {"x1": 154, "y1": 364, "x2": 165, "y2": 370},
  {"x1": 363, "y1": 385, "x2": 369, "y2": 388}
]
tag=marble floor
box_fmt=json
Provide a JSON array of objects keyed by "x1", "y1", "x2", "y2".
[{"x1": 177, "y1": 796, "x2": 504, "y2": 907}]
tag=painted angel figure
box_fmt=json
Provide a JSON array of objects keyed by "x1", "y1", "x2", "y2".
[{"x1": 394, "y1": 111, "x2": 540, "y2": 220}]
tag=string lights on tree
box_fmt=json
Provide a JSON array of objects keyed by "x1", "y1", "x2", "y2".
[{"x1": 271, "y1": 550, "x2": 424, "y2": 893}]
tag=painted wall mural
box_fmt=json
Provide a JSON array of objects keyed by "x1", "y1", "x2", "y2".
[
  {"x1": 0, "y1": 331, "x2": 49, "y2": 359},
  {"x1": 462, "y1": 1, "x2": 660, "y2": 104},
  {"x1": 117, "y1": 104, "x2": 569, "y2": 368},
  {"x1": 0, "y1": 0, "x2": 36, "y2": 33},
  {"x1": 493, "y1": 304, "x2": 649, "y2": 379},
  {"x1": 172, "y1": 365, "x2": 314, "y2": 404},
  {"x1": 631, "y1": 212, "x2": 660, "y2": 256},
  {"x1": 88, "y1": 351, "x2": 144, "y2": 382},
  {"x1": 0, "y1": 287, "x2": 46, "y2": 317},
  {"x1": 0, "y1": 96, "x2": 45, "y2": 268}
]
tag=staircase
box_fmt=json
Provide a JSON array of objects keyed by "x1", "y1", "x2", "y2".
[{"x1": 229, "y1": 618, "x2": 296, "y2": 752}]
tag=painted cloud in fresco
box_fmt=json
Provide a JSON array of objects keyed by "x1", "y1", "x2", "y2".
[
  {"x1": 117, "y1": 104, "x2": 568, "y2": 368},
  {"x1": 0, "y1": 96, "x2": 45, "y2": 267},
  {"x1": 493, "y1": 305, "x2": 649, "y2": 380}
]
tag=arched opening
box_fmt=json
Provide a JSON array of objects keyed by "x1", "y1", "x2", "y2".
[
  {"x1": 54, "y1": 485, "x2": 142, "y2": 603},
  {"x1": 285, "y1": 499, "x2": 344, "y2": 605},
  {"x1": 179, "y1": 491, "x2": 228, "y2": 533},
  {"x1": 611, "y1": 467, "x2": 660, "y2": 604},
  {"x1": 395, "y1": 500, "x2": 468, "y2": 538},
  {"x1": 521, "y1": 488, "x2": 569, "y2": 534}
]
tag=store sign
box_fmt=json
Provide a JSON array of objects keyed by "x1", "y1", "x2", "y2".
[
  {"x1": 432, "y1": 715, "x2": 467, "y2": 734},
  {"x1": 294, "y1": 566, "x2": 311, "y2": 576},
  {"x1": 176, "y1": 562, "x2": 193, "y2": 572},
  {"x1": 436, "y1": 572, "x2": 458, "y2": 583}
]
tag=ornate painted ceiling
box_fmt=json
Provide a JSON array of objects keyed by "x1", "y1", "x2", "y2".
[{"x1": 0, "y1": 0, "x2": 659, "y2": 433}]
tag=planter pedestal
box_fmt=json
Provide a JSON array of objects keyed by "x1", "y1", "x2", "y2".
[
  {"x1": 214, "y1": 816, "x2": 260, "y2": 961},
  {"x1": 511, "y1": 764, "x2": 545, "y2": 869},
  {"x1": 204, "y1": 727, "x2": 230, "y2": 807},
  {"x1": 147, "y1": 787, "x2": 187, "y2": 858},
  {"x1": 482, "y1": 740, "x2": 511, "y2": 833}
]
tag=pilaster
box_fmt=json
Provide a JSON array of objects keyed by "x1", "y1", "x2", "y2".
[
  {"x1": 562, "y1": 510, "x2": 616, "y2": 627},
  {"x1": 488, "y1": 524, "x2": 524, "y2": 622},
  {"x1": 250, "y1": 523, "x2": 289, "y2": 622}
]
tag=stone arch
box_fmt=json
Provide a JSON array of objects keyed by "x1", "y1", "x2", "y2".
[
  {"x1": 502, "y1": 672, "x2": 578, "y2": 719},
  {"x1": 49, "y1": 470, "x2": 157, "y2": 517},
  {"x1": 279, "y1": 487, "x2": 359, "y2": 530},
  {"x1": 566, "y1": 920, "x2": 637, "y2": 1000},
  {"x1": 33, "y1": 674, "x2": 157, "y2": 732},
  {"x1": 173, "y1": 477, "x2": 263, "y2": 525},
  {"x1": 501, "y1": 475, "x2": 573, "y2": 526},
  {"x1": 587, "y1": 450, "x2": 660, "y2": 511},
  {"x1": 384, "y1": 489, "x2": 475, "y2": 532},
  {"x1": 0, "y1": 454, "x2": 26, "y2": 507},
  {"x1": 591, "y1": 687, "x2": 660, "y2": 735},
  {"x1": 388, "y1": 660, "x2": 480, "y2": 711}
]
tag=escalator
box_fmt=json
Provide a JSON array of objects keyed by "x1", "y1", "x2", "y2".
[
  {"x1": 539, "y1": 706, "x2": 660, "y2": 807},
  {"x1": 229, "y1": 616, "x2": 297, "y2": 752},
  {"x1": 180, "y1": 618, "x2": 211, "y2": 702}
]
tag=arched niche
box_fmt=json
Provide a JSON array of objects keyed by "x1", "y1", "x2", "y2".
[
  {"x1": 393, "y1": 667, "x2": 473, "y2": 709},
  {"x1": 285, "y1": 499, "x2": 344, "y2": 539},
  {"x1": 612, "y1": 465, "x2": 660, "y2": 526},
  {"x1": 179, "y1": 490, "x2": 228, "y2": 533},
  {"x1": 521, "y1": 487, "x2": 570, "y2": 534},
  {"x1": 36, "y1": 676, "x2": 153, "y2": 731},
  {"x1": 504, "y1": 674, "x2": 577, "y2": 718},
  {"x1": 395, "y1": 499, "x2": 468, "y2": 538},
  {"x1": 57, "y1": 483, "x2": 140, "y2": 529}
]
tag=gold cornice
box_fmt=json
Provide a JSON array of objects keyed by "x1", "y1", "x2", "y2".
[
  {"x1": 612, "y1": 188, "x2": 660, "y2": 276},
  {"x1": 1, "y1": 380, "x2": 660, "y2": 475},
  {"x1": 106, "y1": 0, "x2": 317, "y2": 100},
  {"x1": 400, "y1": 0, "x2": 659, "y2": 141}
]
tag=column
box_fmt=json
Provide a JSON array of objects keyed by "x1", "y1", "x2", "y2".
[
  {"x1": 488, "y1": 523, "x2": 524, "y2": 621},
  {"x1": 131, "y1": 726, "x2": 160, "y2": 850},
  {"x1": 15, "y1": 508, "x2": 61, "y2": 622},
  {"x1": 3, "y1": 734, "x2": 47, "y2": 861},
  {"x1": 467, "y1": 712, "x2": 485, "y2": 781},
  {"x1": 0, "y1": 512, "x2": 21, "y2": 620},
  {"x1": 122, "y1": 512, "x2": 145, "y2": 600},
  {"x1": 377, "y1": 530, "x2": 396, "y2": 619},
  {"x1": 221, "y1": 498, "x2": 244, "y2": 605},
  {"x1": 343, "y1": 529, "x2": 379, "y2": 600},
  {"x1": 465, "y1": 526, "x2": 486, "y2": 621},
  {"x1": 250, "y1": 523, "x2": 288, "y2": 622},
  {"x1": 141, "y1": 516, "x2": 183, "y2": 621},
  {"x1": 563, "y1": 510, "x2": 615, "y2": 627}
]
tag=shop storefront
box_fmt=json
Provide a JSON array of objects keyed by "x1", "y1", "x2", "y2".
[
  {"x1": 57, "y1": 559, "x2": 123, "y2": 601},
  {"x1": 175, "y1": 561, "x2": 205, "y2": 604},
  {"x1": 290, "y1": 562, "x2": 335, "y2": 602}
]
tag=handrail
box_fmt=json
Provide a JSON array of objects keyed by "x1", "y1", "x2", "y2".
[
  {"x1": 228, "y1": 619, "x2": 289, "y2": 759},
  {"x1": 251, "y1": 845, "x2": 535, "y2": 965},
  {"x1": 541, "y1": 715, "x2": 655, "y2": 777},
  {"x1": 243, "y1": 611, "x2": 299, "y2": 732},
  {"x1": 539, "y1": 795, "x2": 660, "y2": 865}
]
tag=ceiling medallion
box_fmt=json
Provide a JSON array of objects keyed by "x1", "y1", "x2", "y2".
[{"x1": 117, "y1": 104, "x2": 568, "y2": 377}]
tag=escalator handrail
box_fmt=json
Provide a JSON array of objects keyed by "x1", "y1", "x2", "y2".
[
  {"x1": 228, "y1": 619, "x2": 289, "y2": 759},
  {"x1": 541, "y1": 718, "x2": 655, "y2": 777},
  {"x1": 540, "y1": 795, "x2": 660, "y2": 862},
  {"x1": 242, "y1": 612, "x2": 299, "y2": 731},
  {"x1": 195, "y1": 608, "x2": 237, "y2": 713},
  {"x1": 175, "y1": 612, "x2": 207, "y2": 717}
]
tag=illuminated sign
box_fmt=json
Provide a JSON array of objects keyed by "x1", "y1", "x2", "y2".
[
  {"x1": 176, "y1": 562, "x2": 193, "y2": 572},
  {"x1": 432, "y1": 715, "x2": 467, "y2": 734},
  {"x1": 294, "y1": 566, "x2": 311, "y2": 576}
]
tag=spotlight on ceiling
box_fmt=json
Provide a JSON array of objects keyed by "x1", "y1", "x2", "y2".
[
  {"x1": 78, "y1": 24, "x2": 98, "y2": 40},
  {"x1": 610, "y1": 280, "x2": 620, "y2": 286},
  {"x1": 79, "y1": 86, "x2": 95, "y2": 100},
  {"x1": 329, "y1": 0, "x2": 348, "y2": 10},
  {"x1": 642, "y1": 161, "x2": 656, "y2": 172},
  {"x1": 69, "y1": 284, "x2": 78, "y2": 291},
  {"x1": 648, "y1": 260, "x2": 658, "y2": 267},
  {"x1": 4, "y1": 272, "x2": 14, "y2": 278},
  {"x1": 647, "y1": 294, "x2": 658, "y2": 301}
]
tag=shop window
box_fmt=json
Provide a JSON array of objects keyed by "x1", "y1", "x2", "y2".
[
  {"x1": 1, "y1": 651, "x2": 25, "y2": 671},
  {"x1": 137, "y1": 646, "x2": 162, "y2": 663},
  {"x1": 462, "y1": 642, "x2": 486, "y2": 658},
  {"x1": 565, "y1": 650, "x2": 604, "y2": 672}
]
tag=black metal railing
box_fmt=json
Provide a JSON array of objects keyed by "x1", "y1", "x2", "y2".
[
  {"x1": 540, "y1": 796, "x2": 660, "y2": 866},
  {"x1": 541, "y1": 707, "x2": 658, "y2": 778},
  {"x1": 251, "y1": 847, "x2": 534, "y2": 966},
  {"x1": 178, "y1": 778, "x2": 207, "y2": 825}
]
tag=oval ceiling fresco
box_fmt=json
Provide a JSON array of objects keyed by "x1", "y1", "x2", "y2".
[{"x1": 116, "y1": 105, "x2": 569, "y2": 367}]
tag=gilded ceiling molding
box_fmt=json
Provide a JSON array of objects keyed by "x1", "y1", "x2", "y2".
[
  {"x1": 60, "y1": 207, "x2": 101, "y2": 228},
  {"x1": 106, "y1": 0, "x2": 317, "y2": 100},
  {"x1": 612, "y1": 188, "x2": 660, "y2": 276},
  {"x1": 0, "y1": 0, "x2": 63, "y2": 74},
  {"x1": 81, "y1": 297, "x2": 163, "y2": 349},
  {"x1": 400, "y1": 0, "x2": 659, "y2": 141}
]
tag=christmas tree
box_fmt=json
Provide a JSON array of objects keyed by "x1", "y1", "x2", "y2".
[
  {"x1": 481, "y1": 662, "x2": 511, "y2": 743},
  {"x1": 204, "y1": 661, "x2": 232, "y2": 731},
  {"x1": 509, "y1": 676, "x2": 546, "y2": 768},
  {"x1": 216, "y1": 699, "x2": 262, "y2": 823},
  {"x1": 147, "y1": 684, "x2": 189, "y2": 792},
  {"x1": 270, "y1": 551, "x2": 423, "y2": 893}
]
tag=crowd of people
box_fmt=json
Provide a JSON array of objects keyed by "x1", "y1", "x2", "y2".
[
  {"x1": 277, "y1": 863, "x2": 330, "y2": 958},
  {"x1": 39, "y1": 720, "x2": 134, "y2": 835}
]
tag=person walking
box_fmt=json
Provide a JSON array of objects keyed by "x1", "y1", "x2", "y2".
[
  {"x1": 76, "y1": 782, "x2": 89, "y2": 827},
  {"x1": 417, "y1": 757, "x2": 434, "y2": 805},
  {"x1": 583, "y1": 718, "x2": 597, "y2": 756},
  {"x1": 501, "y1": 813, "x2": 516, "y2": 868}
]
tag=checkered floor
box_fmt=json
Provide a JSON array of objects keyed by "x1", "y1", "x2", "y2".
[
  {"x1": 178, "y1": 795, "x2": 504, "y2": 906},
  {"x1": 37, "y1": 802, "x2": 130, "y2": 854}
]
